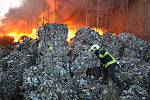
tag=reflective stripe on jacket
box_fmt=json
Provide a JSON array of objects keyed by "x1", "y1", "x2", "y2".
[{"x1": 96, "y1": 48, "x2": 117, "y2": 68}]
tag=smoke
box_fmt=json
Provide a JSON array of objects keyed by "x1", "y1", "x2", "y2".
[
  {"x1": 0, "y1": 0, "x2": 134, "y2": 33},
  {"x1": 54, "y1": 0, "x2": 133, "y2": 26}
]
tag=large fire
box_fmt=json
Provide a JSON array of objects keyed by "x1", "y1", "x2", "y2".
[
  {"x1": 0, "y1": 0, "x2": 105, "y2": 44},
  {"x1": 0, "y1": 0, "x2": 149, "y2": 44},
  {"x1": 0, "y1": 26, "x2": 103, "y2": 43}
]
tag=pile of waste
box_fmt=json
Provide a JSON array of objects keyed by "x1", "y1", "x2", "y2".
[
  {"x1": 0, "y1": 24, "x2": 150, "y2": 100},
  {"x1": 0, "y1": 38, "x2": 38, "y2": 100},
  {"x1": 70, "y1": 27, "x2": 102, "y2": 70},
  {"x1": 117, "y1": 58, "x2": 150, "y2": 99}
]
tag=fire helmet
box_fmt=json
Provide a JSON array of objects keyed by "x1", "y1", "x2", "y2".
[{"x1": 89, "y1": 44, "x2": 100, "y2": 52}]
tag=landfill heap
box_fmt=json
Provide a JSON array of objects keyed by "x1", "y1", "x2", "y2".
[
  {"x1": 0, "y1": 38, "x2": 39, "y2": 100},
  {"x1": 22, "y1": 24, "x2": 150, "y2": 99},
  {"x1": 23, "y1": 24, "x2": 150, "y2": 100},
  {"x1": 68, "y1": 29, "x2": 149, "y2": 100},
  {"x1": 0, "y1": 24, "x2": 150, "y2": 100}
]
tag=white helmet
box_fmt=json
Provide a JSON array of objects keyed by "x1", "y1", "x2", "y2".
[{"x1": 89, "y1": 44, "x2": 100, "y2": 52}]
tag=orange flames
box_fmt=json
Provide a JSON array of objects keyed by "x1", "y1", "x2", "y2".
[
  {"x1": 7, "y1": 28, "x2": 37, "y2": 42},
  {"x1": 0, "y1": 28, "x2": 37, "y2": 43},
  {"x1": 0, "y1": 21, "x2": 103, "y2": 44},
  {"x1": 1, "y1": 0, "x2": 149, "y2": 44},
  {"x1": 0, "y1": 0, "x2": 104, "y2": 44},
  {"x1": 0, "y1": 25, "x2": 103, "y2": 44}
]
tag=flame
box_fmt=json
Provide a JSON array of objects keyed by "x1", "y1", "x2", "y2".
[
  {"x1": 67, "y1": 28, "x2": 77, "y2": 41},
  {"x1": 0, "y1": 25, "x2": 103, "y2": 44},
  {"x1": 7, "y1": 28, "x2": 37, "y2": 42},
  {"x1": 92, "y1": 28, "x2": 104, "y2": 36},
  {"x1": 67, "y1": 27, "x2": 77, "y2": 45}
]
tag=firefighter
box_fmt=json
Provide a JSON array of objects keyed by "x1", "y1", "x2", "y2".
[{"x1": 89, "y1": 44, "x2": 119, "y2": 85}]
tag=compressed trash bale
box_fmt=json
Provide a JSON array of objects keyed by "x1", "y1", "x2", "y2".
[{"x1": 23, "y1": 24, "x2": 70, "y2": 100}]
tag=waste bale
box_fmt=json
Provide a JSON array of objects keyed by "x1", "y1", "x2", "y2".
[
  {"x1": 37, "y1": 23, "x2": 68, "y2": 75},
  {"x1": 23, "y1": 24, "x2": 70, "y2": 100}
]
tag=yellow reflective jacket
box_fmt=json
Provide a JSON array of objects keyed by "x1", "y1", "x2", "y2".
[{"x1": 95, "y1": 48, "x2": 117, "y2": 68}]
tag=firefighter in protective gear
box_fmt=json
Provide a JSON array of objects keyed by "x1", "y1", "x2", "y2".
[{"x1": 89, "y1": 44, "x2": 119, "y2": 85}]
